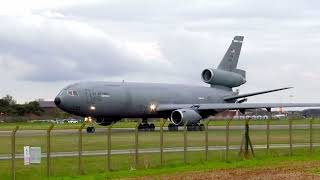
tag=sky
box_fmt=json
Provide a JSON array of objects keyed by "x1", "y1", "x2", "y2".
[{"x1": 0, "y1": 0, "x2": 320, "y2": 104}]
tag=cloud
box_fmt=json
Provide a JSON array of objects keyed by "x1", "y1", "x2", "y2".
[{"x1": 0, "y1": 11, "x2": 171, "y2": 82}]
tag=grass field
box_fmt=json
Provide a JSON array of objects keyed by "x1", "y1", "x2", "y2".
[{"x1": 0, "y1": 148, "x2": 320, "y2": 179}]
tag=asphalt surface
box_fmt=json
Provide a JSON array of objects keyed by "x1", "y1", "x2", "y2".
[
  {"x1": 0, "y1": 143, "x2": 318, "y2": 160},
  {"x1": 0, "y1": 124, "x2": 319, "y2": 136}
]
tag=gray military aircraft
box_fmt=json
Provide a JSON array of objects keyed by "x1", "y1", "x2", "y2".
[{"x1": 54, "y1": 36, "x2": 320, "y2": 132}]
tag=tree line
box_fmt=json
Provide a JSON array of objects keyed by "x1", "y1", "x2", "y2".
[{"x1": 0, "y1": 95, "x2": 44, "y2": 117}]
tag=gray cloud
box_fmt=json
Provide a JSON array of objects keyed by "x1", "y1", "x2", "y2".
[{"x1": 0, "y1": 13, "x2": 172, "y2": 82}]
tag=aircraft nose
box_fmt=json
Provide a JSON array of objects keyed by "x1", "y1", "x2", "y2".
[{"x1": 54, "y1": 97, "x2": 61, "y2": 106}]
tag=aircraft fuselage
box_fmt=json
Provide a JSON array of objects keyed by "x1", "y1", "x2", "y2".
[{"x1": 55, "y1": 81, "x2": 234, "y2": 119}]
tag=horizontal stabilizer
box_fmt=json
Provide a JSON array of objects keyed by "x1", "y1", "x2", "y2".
[{"x1": 224, "y1": 87, "x2": 293, "y2": 101}]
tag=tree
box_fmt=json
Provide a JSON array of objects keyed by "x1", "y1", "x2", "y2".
[
  {"x1": 0, "y1": 95, "x2": 44, "y2": 117},
  {"x1": 25, "y1": 101, "x2": 44, "y2": 116},
  {"x1": 0, "y1": 95, "x2": 15, "y2": 115},
  {"x1": 2, "y1": 95, "x2": 16, "y2": 105}
]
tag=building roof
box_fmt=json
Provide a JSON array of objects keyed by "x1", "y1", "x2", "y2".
[{"x1": 38, "y1": 101, "x2": 56, "y2": 108}]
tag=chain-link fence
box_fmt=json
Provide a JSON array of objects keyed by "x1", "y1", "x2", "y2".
[{"x1": 0, "y1": 118, "x2": 319, "y2": 180}]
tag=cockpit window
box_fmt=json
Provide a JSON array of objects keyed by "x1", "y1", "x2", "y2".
[
  {"x1": 73, "y1": 91, "x2": 78, "y2": 96},
  {"x1": 67, "y1": 90, "x2": 79, "y2": 96},
  {"x1": 58, "y1": 90, "x2": 64, "y2": 96}
]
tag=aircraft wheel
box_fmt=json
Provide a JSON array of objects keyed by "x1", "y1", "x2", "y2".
[
  {"x1": 149, "y1": 123, "x2": 155, "y2": 131},
  {"x1": 86, "y1": 126, "x2": 95, "y2": 133},
  {"x1": 194, "y1": 125, "x2": 200, "y2": 131},
  {"x1": 168, "y1": 124, "x2": 178, "y2": 131},
  {"x1": 138, "y1": 123, "x2": 153, "y2": 131}
]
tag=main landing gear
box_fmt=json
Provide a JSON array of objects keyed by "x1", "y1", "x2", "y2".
[
  {"x1": 167, "y1": 123, "x2": 205, "y2": 131},
  {"x1": 138, "y1": 118, "x2": 155, "y2": 131},
  {"x1": 187, "y1": 124, "x2": 205, "y2": 131},
  {"x1": 138, "y1": 123, "x2": 155, "y2": 131},
  {"x1": 168, "y1": 123, "x2": 178, "y2": 131}
]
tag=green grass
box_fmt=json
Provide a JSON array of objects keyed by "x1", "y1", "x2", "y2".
[
  {"x1": 0, "y1": 148, "x2": 320, "y2": 179},
  {"x1": 0, "y1": 118, "x2": 319, "y2": 130}
]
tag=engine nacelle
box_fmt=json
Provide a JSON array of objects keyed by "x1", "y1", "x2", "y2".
[
  {"x1": 95, "y1": 117, "x2": 120, "y2": 126},
  {"x1": 170, "y1": 109, "x2": 202, "y2": 125},
  {"x1": 201, "y1": 68, "x2": 246, "y2": 88}
]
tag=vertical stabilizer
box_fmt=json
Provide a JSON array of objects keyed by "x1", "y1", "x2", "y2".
[{"x1": 218, "y1": 36, "x2": 244, "y2": 72}]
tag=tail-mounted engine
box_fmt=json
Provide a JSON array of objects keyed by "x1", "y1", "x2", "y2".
[{"x1": 201, "y1": 68, "x2": 246, "y2": 88}]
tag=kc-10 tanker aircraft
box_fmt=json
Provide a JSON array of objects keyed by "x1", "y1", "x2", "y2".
[{"x1": 54, "y1": 36, "x2": 320, "y2": 132}]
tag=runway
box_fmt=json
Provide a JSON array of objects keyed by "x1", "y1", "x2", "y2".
[
  {"x1": 0, "y1": 124, "x2": 319, "y2": 136},
  {"x1": 0, "y1": 143, "x2": 318, "y2": 160}
]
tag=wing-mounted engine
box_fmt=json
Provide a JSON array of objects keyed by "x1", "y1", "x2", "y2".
[
  {"x1": 201, "y1": 68, "x2": 246, "y2": 88},
  {"x1": 170, "y1": 109, "x2": 202, "y2": 125},
  {"x1": 96, "y1": 117, "x2": 120, "y2": 126}
]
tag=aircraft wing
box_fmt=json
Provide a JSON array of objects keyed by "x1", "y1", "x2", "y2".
[
  {"x1": 156, "y1": 103, "x2": 320, "y2": 112},
  {"x1": 223, "y1": 87, "x2": 293, "y2": 101}
]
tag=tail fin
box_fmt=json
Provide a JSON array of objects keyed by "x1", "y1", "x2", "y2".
[{"x1": 218, "y1": 36, "x2": 244, "y2": 72}]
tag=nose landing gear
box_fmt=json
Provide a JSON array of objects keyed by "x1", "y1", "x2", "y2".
[{"x1": 86, "y1": 126, "x2": 95, "y2": 133}]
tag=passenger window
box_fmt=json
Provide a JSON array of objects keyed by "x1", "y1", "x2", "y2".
[{"x1": 100, "y1": 92, "x2": 110, "y2": 98}]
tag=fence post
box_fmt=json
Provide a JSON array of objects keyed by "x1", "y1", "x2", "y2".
[
  {"x1": 266, "y1": 118, "x2": 270, "y2": 154},
  {"x1": 11, "y1": 126, "x2": 19, "y2": 180},
  {"x1": 288, "y1": 118, "x2": 293, "y2": 156},
  {"x1": 107, "y1": 123, "x2": 114, "y2": 171},
  {"x1": 309, "y1": 118, "x2": 313, "y2": 154},
  {"x1": 239, "y1": 119, "x2": 254, "y2": 158},
  {"x1": 47, "y1": 124, "x2": 54, "y2": 177},
  {"x1": 134, "y1": 120, "x2": 141, "y2": 169},
  {"x1": 160, "y1": 119, "x2": 166, "y2": 166},
  {"x1": 244, "y1": 120, "x2": 249, "y2": 158},
  {"x1": 204, "y1": 120, "x2": 209, "y2": 161},
  {"x1": 78, "y1": 123, "x2": 85, "y2": 175},
  {"x1": 183, "y1": 122, "x2": 187, "y2": 164},
  {"x1": 225, "y1": 119, "x2": 231, "y2": 161}
]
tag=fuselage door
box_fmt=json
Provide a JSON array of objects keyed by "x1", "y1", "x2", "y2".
[{"x1": 85, "y1": 89, "x2": 93, "y2": 105}]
